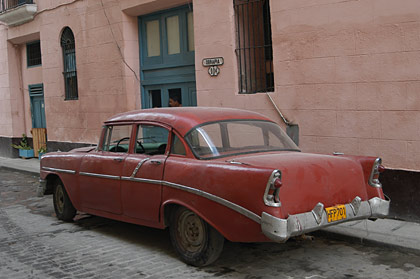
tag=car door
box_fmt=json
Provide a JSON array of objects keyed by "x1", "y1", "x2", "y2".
[
  {"x1": 79, "y1": 124, "x2": 133, "y2": 214},
  {"x1": 120, "y1": 123, "x2": 169, "y2": 222}
]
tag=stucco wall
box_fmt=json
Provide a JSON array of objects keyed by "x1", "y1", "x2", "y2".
[
  {"x1": 193, "y1": 0, "x2": 420, "y2": 170},
  {"x1": 39, "y1": 0, "x2": 129, "y2": 144},
  {"x1": 0, "y1": 25, "x2": 13, "y2": 137},
  {"x1": 2, "y1": 0, "x2": 141, "y2": 146},
  {"x1": 1, "y1": 0, "x2": 419, "y2": 170}
]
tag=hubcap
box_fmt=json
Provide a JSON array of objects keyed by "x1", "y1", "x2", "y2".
[
  {"x1": 55, "y1": 185, "x2": 64, "y2": 214},
  {"x1": 177, "y1": 210, "x2": 206, "y2": 253}
]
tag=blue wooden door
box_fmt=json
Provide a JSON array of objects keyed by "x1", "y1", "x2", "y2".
[
  {"x1": 139, "y1": 6, "x2": 196, "y2": 108},
  {"x1": 29, "y1": 84, "x2": 46, "y2": 128}
]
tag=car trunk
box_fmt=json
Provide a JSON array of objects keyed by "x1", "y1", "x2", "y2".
[{"x1": 231, "y1": 152, "x2": 369, "y2": 216}]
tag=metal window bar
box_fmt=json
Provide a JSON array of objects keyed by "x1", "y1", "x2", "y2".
[
  {"x1": 1, "y1": 0, "x2": 33, "y2": 13},
  {"x1": 62, "y1": 41, "x2": 78, "y2": 100},
  {"x1": 27, "y1": 41, "x2": 41, "y2": 67},
  {"x1": 61, "y1": 27, "x2": 78, "y2": 100},
  {"x1": 234, "y1": 0, "x2": 274, "y2": 94}
]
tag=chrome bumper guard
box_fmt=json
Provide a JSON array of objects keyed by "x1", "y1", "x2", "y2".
[{"x1": 261, "y1": 196, "x2": 390, "y2": 243}]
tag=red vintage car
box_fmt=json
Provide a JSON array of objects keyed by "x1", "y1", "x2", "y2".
[{"x1": 39, "y1": 107, "x2": 389, "y2": 266}]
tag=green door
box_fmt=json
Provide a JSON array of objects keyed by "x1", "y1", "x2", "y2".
[
  {"x1": 29, "y1": 84, "x2": 46, "y2": 128},
  {"x1": 139, "y1": 6, "x2": 197, "y2": 108}
]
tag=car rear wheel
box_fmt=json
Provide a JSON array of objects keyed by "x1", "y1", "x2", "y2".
[
  {"x1": 169, "y1": 207, "x2": 224, "y2": 267},
  {"x1": 53, "y1": 179, "x2": 76, "y2": 221}
]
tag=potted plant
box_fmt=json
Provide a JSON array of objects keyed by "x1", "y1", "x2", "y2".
[
  {"x1": 11, "y1": 134, "x2": 34, "y2": 159},
  {"x1": 38, "y1": 146, "x2": 47, "y2": 160}
]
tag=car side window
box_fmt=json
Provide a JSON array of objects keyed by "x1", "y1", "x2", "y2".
[
  {"x1": 102, "y1": 125, "x2": 132, "y2": 153},
  {"x1": 171, "y1": 134, "x2": 186, "y2": 156},
  {"x1": 136, "y1": 124, "x2": 169, "y2": 155}
]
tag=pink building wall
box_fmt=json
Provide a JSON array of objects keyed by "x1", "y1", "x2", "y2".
[
  {"x1": 1, "y1": 0, "x2": 141, "y2": 146},
  {"x1": 193, "y1": 0, "x2": 420, "y2": 171},
  {"x1": 0, "y1": 0, "x2": 419, "y2": 171}
]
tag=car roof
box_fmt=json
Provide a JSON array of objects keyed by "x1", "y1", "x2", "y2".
[{"x1": 104, "y1": 107, "x2": 273, "y2": 136}]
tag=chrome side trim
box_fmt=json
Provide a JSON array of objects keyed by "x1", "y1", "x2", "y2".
[
  {"x1": 163, "y1": 181, "x2": 262, "y2": 224},
  {"x1": 42, "y1": 167, "x2": 76, "y2": 174},
  {"x1": 131, "y1": 158, "x2": 150, "y2": 178},
  {"x1": 79, "y1": 172, "x2": 120, "y2": 180},
  {"x1": 45, "y1": 166, "x2": 261, "y2": 224},
  {"x1": 121, "y1": 176, "x2": 161, "y2": 185}
]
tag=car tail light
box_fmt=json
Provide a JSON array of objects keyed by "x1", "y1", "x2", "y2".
[
  {"x1": 263, "y1": 170, "x2": 282, "y2": 207},
  {"x1": 368, "y1": 158, "x2": 383, "y2": 188},
  {"x1": 273, "y1": 178, "x2": 282, "y2": 189}
]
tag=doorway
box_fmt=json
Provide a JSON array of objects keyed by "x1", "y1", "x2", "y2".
[
  {"x1": 29, "y1": 83, "x2": 46, "y2": 128},
  {"x1": 144, "y1": 82, "x2": 196, "y2": 108},
  {"x1": 139, "y1": 5, "x2": 196, "y2": 108}
]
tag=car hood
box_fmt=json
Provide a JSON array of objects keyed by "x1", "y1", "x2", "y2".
[{"x1": 226, "y1": 152, "x2": 369, "y2": 215}]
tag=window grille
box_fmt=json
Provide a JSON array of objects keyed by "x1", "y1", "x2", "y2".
[
  {"x1": 26, "y1": 41, "x2": 41, "y2": 67},
  {"x1": 234, "y1": 0, "x2": 274, "y2": 94},
  {"x1": 61, "y1": 27, "x2": 78, "y2": 100},
  {"x1": 29, "y1": 84, "x2": 43, "y2": 96}
]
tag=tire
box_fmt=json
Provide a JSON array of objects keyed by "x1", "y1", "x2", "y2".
[
  {"x1": 53, "y1": 179, "x2": 76, "y2": 221},
  {"x1": 169, "y1": 207, "x2": 224, "y2": 267}
]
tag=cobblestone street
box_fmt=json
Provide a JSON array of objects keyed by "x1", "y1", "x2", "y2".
[{"x1": 1, "y1": 168, "x2": 420, "y2": 278}]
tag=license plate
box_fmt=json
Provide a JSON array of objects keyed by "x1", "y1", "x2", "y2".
[{"x1": 326, "y1": 205, "x2": 347, "y2": 223}]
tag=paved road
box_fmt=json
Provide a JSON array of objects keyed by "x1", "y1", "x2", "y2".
[{"x1": 1, "y1": 168, "x2": 420, "y2": 279}]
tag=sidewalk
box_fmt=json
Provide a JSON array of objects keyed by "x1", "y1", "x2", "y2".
[
  {"x1": 1, "y1": 156, "x2": 420, "y2": 254},
  {"x1": 318, "y1": 218, "x2": 420, "y2": 254},
  {"x1": 0, "y1": 156, "x2": 40, "y2": 175}
]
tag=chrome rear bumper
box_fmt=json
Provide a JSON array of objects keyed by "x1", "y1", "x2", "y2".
[{"x1": 261, "y1": 196, "x2": 390, "y2": 243}]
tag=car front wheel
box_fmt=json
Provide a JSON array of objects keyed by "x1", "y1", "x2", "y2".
[
  {"x1": 169, "y1": 207, "x2": 224, "y2": 267},
  {"x1": 53, "y1": 179, "x2": 76, "y2": 221}
]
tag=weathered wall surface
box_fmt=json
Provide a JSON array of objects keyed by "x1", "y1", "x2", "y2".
[
  {"x1": 194, "y1": 0, "x2": 420, "y2": 170},
  {"x1": 0, "y1": 25, "x2": 12, "y2": 137},
  {"x1": 1, "y1": 0, "x2": 419, "y2": 170},
  {"x1": 2, "y1": 0, "x2": 141, "y2": 147}
]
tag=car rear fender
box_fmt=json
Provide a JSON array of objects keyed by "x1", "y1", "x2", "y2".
[
  {"x1": 161, "y1": 199, "x2": 240, "y2": 241},
  {"x1": 160, "y1": 197, "x2": 268, "y2": 243},
  {"x1": 342, "y1": 155, "x2": 386, "y2": 200}
]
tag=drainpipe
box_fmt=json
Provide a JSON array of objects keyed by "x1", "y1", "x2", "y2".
[{"x1": 266, "y1": 92, "x2": 299, "y2": 146}]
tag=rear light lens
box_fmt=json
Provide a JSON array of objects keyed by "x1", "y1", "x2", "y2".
[
  {"x1": 273, "y1": 178, "x2": 282, "y2": 189},
  {"x1": 263, "y1": 170, "x2": 282, "y2": 207}
]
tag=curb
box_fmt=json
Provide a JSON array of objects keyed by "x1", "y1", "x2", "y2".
[{"x1": 0, "y1": 165, "x2": 39, "y2": 176}]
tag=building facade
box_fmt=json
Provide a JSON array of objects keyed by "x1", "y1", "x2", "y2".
[{"x1": 1, "y1": 0, "x2": 420, "y2": 172}]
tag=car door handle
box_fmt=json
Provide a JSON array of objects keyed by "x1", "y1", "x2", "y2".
[
  {"x1": 150, "y1": 160, "x2": 162, "y2": 165},
  {"x1": 113, "y1": 157, "x2": 124, "y2": 162}
]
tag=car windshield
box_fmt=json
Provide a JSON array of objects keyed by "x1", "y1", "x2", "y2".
[{"x1": 185, "y1": 120, "x2": 300, "y2": 159}]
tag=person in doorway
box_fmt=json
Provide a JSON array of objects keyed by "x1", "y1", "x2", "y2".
[{"x1": 169, "y1": 94, "x2": 182, "y2": 107}]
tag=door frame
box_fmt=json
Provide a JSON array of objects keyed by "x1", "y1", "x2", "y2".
[
  {"x1": 29, "y1": 83, "x2": 46, "y2": 128},
  {"x1": 138, "y1": 5, "x2": 197, "y2": 109},
  {"x1": 143, "y1": 82, "x2": 197, "y2": 108}
]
